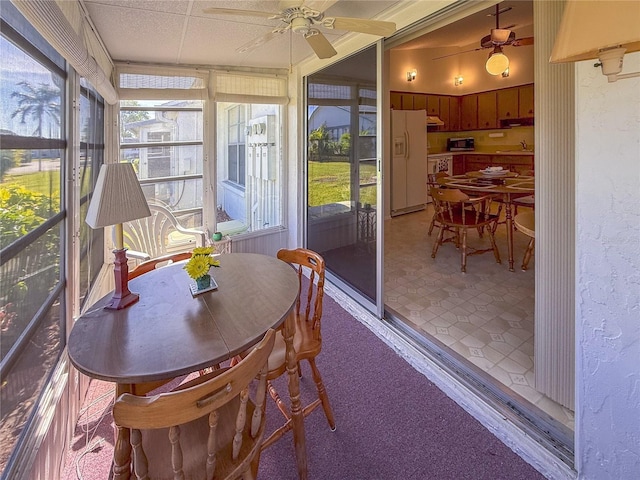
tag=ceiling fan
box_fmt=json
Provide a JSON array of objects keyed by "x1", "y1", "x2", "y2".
[
  {"x1": 203, "y1": 0, "x2": 396, "y2": 60},
  {"x1": 432, "y1": 5, "x2": 533, "y2": 62}
]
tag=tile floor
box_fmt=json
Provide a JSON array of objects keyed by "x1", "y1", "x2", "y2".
[{"x1": 384, "y1": 205, "x2": 575, "y2": 430}]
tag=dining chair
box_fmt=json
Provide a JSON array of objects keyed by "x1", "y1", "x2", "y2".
[
  {"x1": 430, "y1": 187, "x2": 501, "y2": 273},
  {"x1": 427, "y1": 171, "x2": 450, "y2": 236},
  {"x1": 514, "y1": 211, "x2": 535, "y2": 271},
  {"x1": 123, "y1": 202, "x2": 206, "y2": 263},
  {"x1": 261, "y1": 247, "x2": 336, "y2": 450},
  {"x1": 128, "y1": 251, "x2": 192, "y2": 280},
  {"x1": 112, "y1": 328, "x2": 276, "y2": 480}
]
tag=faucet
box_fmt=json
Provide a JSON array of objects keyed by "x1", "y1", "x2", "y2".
[{"x1": 520, "y1": 140, "x2": 528, "y2": 150}]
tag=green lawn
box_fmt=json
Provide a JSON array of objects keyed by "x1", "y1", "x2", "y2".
[
  {"x1": 308, "y1": 160, "x2": 377, "y2": 207},
  {"x1": 3, "y1": 168, "x2": 61, "y2": 197}
]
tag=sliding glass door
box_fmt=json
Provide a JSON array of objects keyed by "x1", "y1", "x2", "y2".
[{"x1": 305, "y1": 45, "x2": 380, "y2": 308}]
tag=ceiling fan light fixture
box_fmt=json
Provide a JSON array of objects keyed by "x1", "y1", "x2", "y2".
[
  {"x1": 491, "y1": 28, "x2": 512, "y2": 45},
  {"x1": 486, "y1": 47, "x2": 509, "y2": 75}
]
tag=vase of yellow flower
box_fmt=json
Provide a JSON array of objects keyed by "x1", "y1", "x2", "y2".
[{"x1": 184, "y1": 246, "x2": 220, "y2": 293}]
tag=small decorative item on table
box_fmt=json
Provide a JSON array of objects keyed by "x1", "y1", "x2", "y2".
[{"x1": 184, "y1": 246, "x2": 220, "y2": 296}]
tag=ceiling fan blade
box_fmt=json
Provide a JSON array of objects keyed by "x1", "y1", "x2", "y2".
[
  {"x1": 432, "y1": 47, "x2": 483, "y2": 61},
  {"x1": 324, "y1": 17, "x2": 396, "y2": 36},
  {"x1": 202, "y1": 7, "x2": 279, "y2": 18},
  {"x1": 236, "y1": 31, "x2": 281, "y2": 54},
  {"x1": 304, "y1": 30, "x2": 337, "y2": 59},
  {"x1": 512, "y1": 36, "x2": 534, "y2": 47}
]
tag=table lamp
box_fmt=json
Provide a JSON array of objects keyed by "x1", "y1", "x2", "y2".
[
  {"x1": 549, "y1": 0, "x2": 640, "y2": 83},
  {"x1": 85, "y1": 163, "x2": 151, "y2": 309}
]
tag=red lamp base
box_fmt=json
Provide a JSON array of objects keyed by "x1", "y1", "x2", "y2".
[{"x1": 105, "y1": 248, "x2": 139, "y2": 310}]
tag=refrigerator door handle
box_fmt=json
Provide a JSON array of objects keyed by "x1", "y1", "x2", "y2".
[{"x1": 404, "y1": 131, "x2": 409, "y2": 160}]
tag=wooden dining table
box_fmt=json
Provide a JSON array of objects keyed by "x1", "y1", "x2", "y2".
[
  {"x1": 68, "y1": 252, "x2": 308, "y2": 480},
  {"x1": 438, "y1": 173, "x2": 535, "y2": 271}
]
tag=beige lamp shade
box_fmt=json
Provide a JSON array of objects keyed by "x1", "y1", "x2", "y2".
[
  {"x1": 486, "y1": 47, "x2": 510, "y2": 75},
  {"x1": 549, "y1": 0, "x2": 640, "y2": 63},
  {"x1": 86, "y1": 163, "x2": 151, "y2": 229}
]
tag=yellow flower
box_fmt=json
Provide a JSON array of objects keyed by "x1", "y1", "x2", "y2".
[
  {"x1": 183, "y1": 246, "x2": 221, "y2": 279},
  {"x1": 184, "y1": 254, "x2": 212, "y2": 279},
  {"x1": 192, "y1": 246, "x2": 214, "y2": 256}
]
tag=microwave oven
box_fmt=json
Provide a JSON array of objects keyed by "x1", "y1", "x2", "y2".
[{"x1": 447, "y1": 137, "x2": 475, "y2": 151}]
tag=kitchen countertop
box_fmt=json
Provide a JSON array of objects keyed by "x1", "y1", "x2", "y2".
[{"x1": 429, "y1": 150, "x2": 534, "y2": 156}]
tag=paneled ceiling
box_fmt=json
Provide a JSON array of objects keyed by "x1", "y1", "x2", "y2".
[{"x1": 82, "y1": 0, "x2": 533, "y2": 69}]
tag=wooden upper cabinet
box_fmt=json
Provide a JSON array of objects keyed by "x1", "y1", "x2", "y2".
[
  {"x1": 460, "y1": 94, "x2": 477, "y2": 130},
  {"x1": 390, "y1": 91, "x2": 402, "y2": 109},
  {"x1": 449, "y1": 97, "x2": 460, "y2": 131},
  {"x1": 427, "y1": 95, "x2": 440, "y2": 116},
  {"x1": 519, "y1": 84, "x2": 534, "y2": 118},
  {"x1": 439, "y1": 96, "x2": 450, "y2": 129},
  {"x1": 497, "y1": 87, "x2": 519, "y2": 119},
  {"x1": 413, "y1": 94, "x2": 427, "y2": 111},
  {"x1": 477, "y1": 91, "x2": 497, "y2": 129},
  {"x1": 401, "y1": 93, "x2": 414, "y2": 110}
]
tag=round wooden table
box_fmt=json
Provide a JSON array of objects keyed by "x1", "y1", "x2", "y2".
[
  {"x1": 438, "y1": 174, "x2": 535, "y2": 271},
  {"x1": 68, "y1": 252, "x2": 308, "y2": 479}
]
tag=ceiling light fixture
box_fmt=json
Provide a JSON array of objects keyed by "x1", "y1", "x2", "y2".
[
  {"x1": 406, "y1": 69, "x2": 417, "y2": 82},
  {"x1": 502, "y1": 67, "x2": 510, "y2": 78},
  {"x1": 454, "y1": 75, "x2": 463, "y2": 86},
  {"x1": 486, "y1": 46, "x2": 509, "y2": 75}
]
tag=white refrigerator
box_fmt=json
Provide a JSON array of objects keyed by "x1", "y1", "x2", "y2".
[{"x1": 391, "y1": 109, "x2": 428, "y2": 216}]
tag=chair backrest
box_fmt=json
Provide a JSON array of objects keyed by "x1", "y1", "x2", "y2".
[
  {"x1": 128, "y1": 252, "x2": 192, "y2": 280},
  {"x1": 430, "y1": 187, "x2": 494, "y2": 226},
  {"x1": 113, "y1": 328, "x2": 275, "y2": 480},
  {"x1": 123, "y1": 203, "x2": 205, "y2": 260},
  {"x1": 276, "y1": 248, "x2": 325, "y2": 336},
  {"x1": 427, "y1": 171, "x2": 449, "y2": 188}
]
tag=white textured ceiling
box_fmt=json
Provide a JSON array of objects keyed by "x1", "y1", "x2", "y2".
[
  {"x1": 83, "y1": 0, "x2": 400, "y2": 69},
  {"x1": 82, "y1": 0, "x2": 533, "y2": 69}
]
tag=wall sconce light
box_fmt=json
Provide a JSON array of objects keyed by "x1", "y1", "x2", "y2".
[
  {"x1": 549, "y1": 0, "x2": 640, "y2": 83},
  {"x1": 454, "y1": 75, "x2": 463, "y2": 86},
  {"x1": 406, "y1": 69, "x2": 417, "y2": 82},
  {"x1": 501, "y1": 67, "x2": 510, "y2": 78},
  {"x1": 486, "y1": 46, "x2": 510, "y2": 75}
]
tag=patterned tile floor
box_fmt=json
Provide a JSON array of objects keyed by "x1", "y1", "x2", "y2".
[{"x1": 384, "y1": 205, "x2": 575, "y2": 430}]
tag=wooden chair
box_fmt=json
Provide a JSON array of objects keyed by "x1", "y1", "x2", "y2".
[
  {"x1": 261, "y1": 248, "x2": 336, "y2": 450},
  {"x1": 514, "y1": 211, "x2": 535, "y2": 270},
  {"x1": 112, "y1": 328, "x2": 276, "y2": 480},
  {"x1": 128, "y1": 251, "x2": 192, "y2": 280},
  {"x1": 430, "y1": 187, "x2": 501, "y2": 273},
  {"x1": 123, "y1": 203, "x2": 206, "y2": 262},
  {"x1": 427, "y1": 172, "x2": 450, "y2": 236}
]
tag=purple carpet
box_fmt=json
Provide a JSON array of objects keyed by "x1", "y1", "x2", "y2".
[{"x1": 63, "y1": 291, "x2": 545, "y2": 479}]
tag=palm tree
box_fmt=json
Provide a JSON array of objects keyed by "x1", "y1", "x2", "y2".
[{"x1": 10, "y1": 81, "x2": 60, "y2": 170}]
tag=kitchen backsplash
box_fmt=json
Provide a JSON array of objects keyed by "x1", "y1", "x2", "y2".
[{"x1": 428, "y1": 126, "x2": 534, "y2": 154}]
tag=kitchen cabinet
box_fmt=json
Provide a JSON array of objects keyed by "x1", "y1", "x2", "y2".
[
  {"x1": 391, "y1": 83, "x2": 532, "y2": 131},
  {"x1": 449, "y1": 97, "x2": 460, "y2": 131},
  {"x1": 427, "y1": 95, "x2": 440, "y2": 116},
  {"x1": 413, "y1": 93, "x2": 427, "y2": 110},
  {"x1": 452, "y1": 155, "x2": 464, "y2": 175},
  {"x1": 460, "y1": 94, "x2": 477, "y2": 130},
  {"x1": 455, "y1": 153, "x2": 534, "y2": 174},
  {"x1": 477, "y1": 91, "x2": 497, "y2": 129},
  {"x1": 439, "y1": 96, "x2": 450, "y2": 129},
  {"x1": 390, "y1": 91, "x2": 402, "y2": 109},
  {"x1": 497, "y1": 87, "x2": 519, "y2": 120},
  {"x1": 518, "y1": 84, "x2": 534, "y2": 118},
  {"x1": 401, "y1": 93, "x2": 414, "y2": 110}
]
